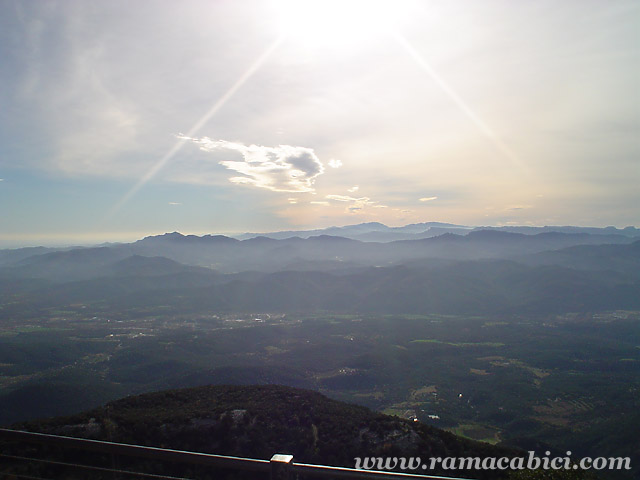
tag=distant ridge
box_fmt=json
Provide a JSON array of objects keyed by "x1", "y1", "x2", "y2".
[
  {"x1": 234, "y1": 221, "x2": 469, "y2": 241},
  {"x1": 234, "y1": 222, "x2": 639, "y2": 242},
  {"x1": 137, "y1": 232, "x2": 239, "y2": 244}
]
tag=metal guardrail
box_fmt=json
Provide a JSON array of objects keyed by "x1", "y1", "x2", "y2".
[{"x1": 0, "y1": 428, "x2": 474, "y2": 480}]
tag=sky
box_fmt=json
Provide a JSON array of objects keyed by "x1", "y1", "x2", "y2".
[{"x1": 0, "y1": 0, "x2": 638, "y2": 246}]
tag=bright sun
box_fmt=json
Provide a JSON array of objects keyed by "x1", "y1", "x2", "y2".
[{"x1": 275, "y1": 0, "x2": 410, "y2": 49}]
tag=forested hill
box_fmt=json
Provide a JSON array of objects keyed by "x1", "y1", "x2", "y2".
[{"x1": 13, "y1": 384, "x2": 516, "y2": 479}]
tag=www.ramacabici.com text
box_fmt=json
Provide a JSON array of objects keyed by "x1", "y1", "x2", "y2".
[{"x1": 354, "y1": 451, "x2": 631, "y2": 472}]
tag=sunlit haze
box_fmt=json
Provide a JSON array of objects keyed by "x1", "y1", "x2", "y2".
[{"x1": 1, "y1": 0, "x2": 638, "y2": 246}]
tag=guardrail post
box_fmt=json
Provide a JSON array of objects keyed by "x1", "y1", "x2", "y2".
[{"x1": 270, "y1": 454, "x2": 294, "y2": 480}]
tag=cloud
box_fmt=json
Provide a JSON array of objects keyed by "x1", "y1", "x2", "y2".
[
  {"x1": 0, "y1": 178, "x2": 4, "y2": 182},
  {"x1": 168, "y1": 202, "x2": 181, "y2": 205},
  {"x1": 326, "y1": 194, "x2": 386, "y2": 212},
  {"x1": 328, "y1": 158, "x2": 343, "y2": 168},
  {"x1": 182, "y1": 137, "x2": 325, "y2": 193},
  {"x1": 326, "y1": 194, "x2": 361, "y2": 202},
  {"x1": 288, "y1": 197, "x2": 298, "y2": 204},
  {"x1": 347, "y1": 185, "x2": 359, "y2": 193},
  {"x1": 310, "y1": 201, "x2": 330, "y2": 206},
  {"x1": 419, "y1": 196, "x2": 438, "y2": 202}
]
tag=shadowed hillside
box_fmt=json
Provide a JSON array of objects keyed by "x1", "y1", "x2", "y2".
[{"x1": 6, "y1": 384, "x2": 518, "y2": 479}]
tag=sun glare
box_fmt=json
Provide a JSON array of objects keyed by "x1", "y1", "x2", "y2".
[{"x1": 276, "y1": 0, "x2": 409, "y2": 49}]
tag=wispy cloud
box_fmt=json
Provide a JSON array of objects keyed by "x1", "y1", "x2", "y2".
[
  {"x1": 347, "y1": 185, "x2": 359, "y2": 193},
  {"x1": 419, "y1": 196, "x2": 438, "y2": 202},
  {"x1": 182, "y1": 137, "x2": 325, "y2": 193},
  {"x1": 326, "y1": 194, "x2": 387, "y2": 212},
  {"x1": 328, "y1": 159, "x2": 343, "y2": 168},
  {"x1": 168, "y1": 202, "x2": 181, "y2": 206},
  {"x1": 326, "y1": 194, "x2": 365, "y2": 202}
]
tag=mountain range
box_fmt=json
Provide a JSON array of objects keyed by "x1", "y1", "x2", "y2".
[
  {"x1": 235, "y1": 221, "x2": 640, "y2": 242},
  {"x1": 1, "y1": 222, "x2": 639, "y2": 315}
]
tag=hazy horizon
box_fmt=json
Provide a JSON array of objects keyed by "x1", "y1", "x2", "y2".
[{"x1": 1, "y1": 219, "x2": 639, "y2": 249}]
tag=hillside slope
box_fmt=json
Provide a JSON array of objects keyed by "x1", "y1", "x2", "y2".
[{"x1": 9, "y1": 384, "x2": 516, "y2": 479}]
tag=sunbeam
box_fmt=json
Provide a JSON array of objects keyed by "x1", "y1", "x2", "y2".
[
  {"x1": 393, "y1": 33, "x2": 528, "y2": 174},
  {"x1": 104, "y1": 35, "x2": 285, "y2": 220}
]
